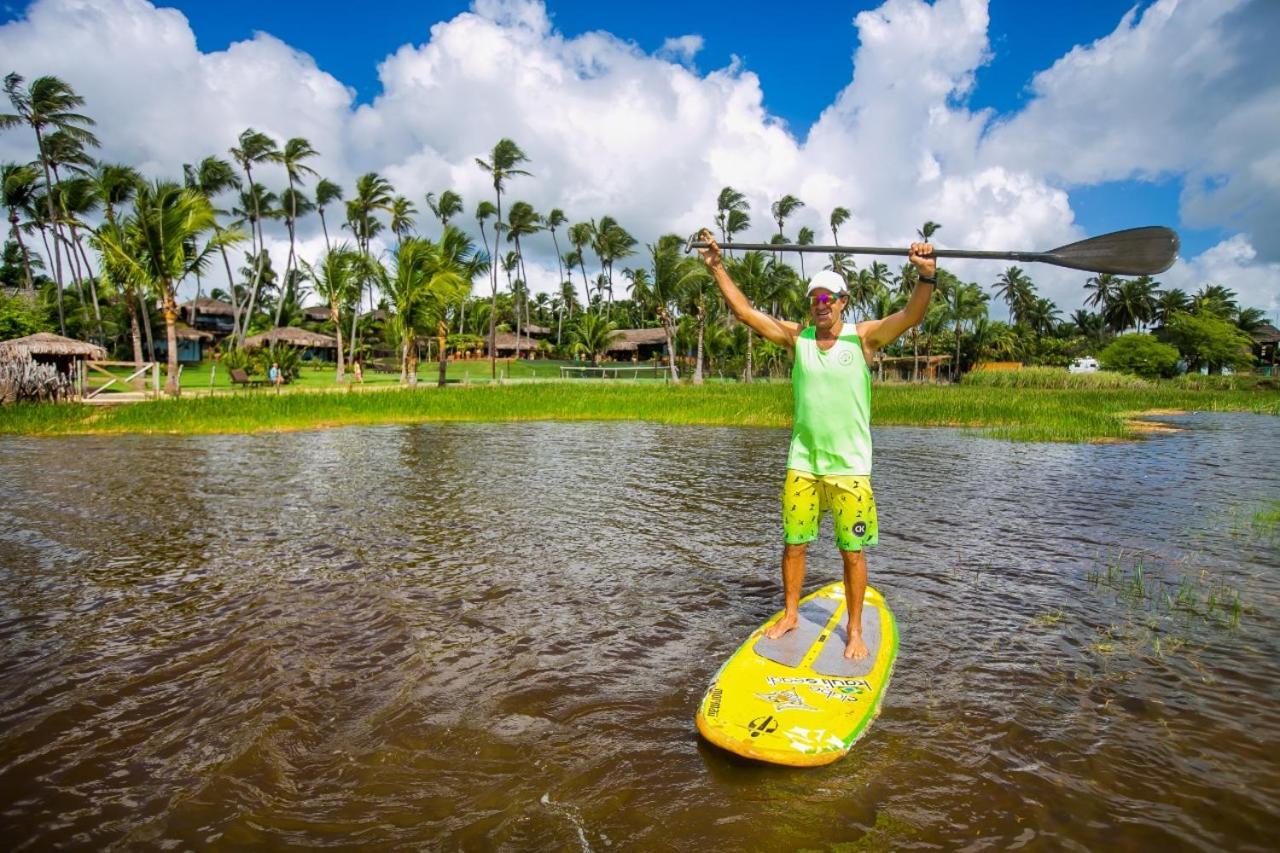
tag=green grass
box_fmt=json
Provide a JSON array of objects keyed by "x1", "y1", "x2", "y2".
[
  {"x1": 1, "y1": 381, "x2": 1276, "y2": 441},
  {"x1": 88, "y1": 357, "x2": 614, "y2": 393},
  {"x1": 962, "y1": 366, "x2": 1153, "y2": 390}
]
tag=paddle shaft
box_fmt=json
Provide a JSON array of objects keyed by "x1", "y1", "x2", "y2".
[{"x1": 688, "y1": 241, "x2": 1051, "y2": 264}]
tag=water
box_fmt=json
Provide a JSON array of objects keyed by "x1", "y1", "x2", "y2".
[{"x1": 1, "y1": 415, "x2": 1277, "y2": 850}]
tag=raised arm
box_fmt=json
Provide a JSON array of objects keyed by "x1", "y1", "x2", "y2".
[
  {"x1": 695, "y1": 229, "x2": 800, "y2": 348},
  {"x1": 859, "y1": 242, "x2": 937, "y2": 351}
]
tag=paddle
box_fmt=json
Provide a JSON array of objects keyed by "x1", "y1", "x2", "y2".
[{"x1": 686, "y1": 226, "x2": 1180, "y2": 276}]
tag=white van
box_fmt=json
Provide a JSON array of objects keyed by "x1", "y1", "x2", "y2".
[{"x1": 1068, "y1": 357, "x2": 1100, "y2": 374}]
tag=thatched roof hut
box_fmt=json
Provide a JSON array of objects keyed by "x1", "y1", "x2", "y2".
[
  {"x1": 491, "y1": 332, "x2": 540, "y2": 354},
  {"x1": 605, "y1": 328, "x2": 667, "y2": 354},
  {"x1": 302, "y1": 305, "x2": 331, "y2": 323},
  {"x1": 179, "y1": 297, "x2": 235, "y2": 317},
  {"x1": 244, "y1": 327, "x2": 338, "y2": 349},
  {"x1": 0, "y1": 332, "x2": 107, "y2": 360}
]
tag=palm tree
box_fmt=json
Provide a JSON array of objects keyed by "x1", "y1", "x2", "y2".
[
  {"x1": 1025, "y1": 296, "x2": 1062, "y2": 339},
  {"x1": 917, "y1": 220, "x2": 942, "y2": 242},
  {"x1": 268, "y1": 137, "x2": 319, "y2": 300},
  {"x1": 568, "y1": 312, "x2": 621, "y2": 365},
  {"x1": 382, "y1": 238, "x2": 433, "y2": 384},
  {"x1": 425, "y1": 189, "x2": 463, "y2": 227},
  {"x1": 273, "y1": 187, "x2": 314, "y2": 328},
  {"x1": 1193, "y1": 284, "x2": 1238, "y2": 319},
  {"x1": 679, "y1": 259, "x2": 715, "y2": 384},
  {"x1": 796, "y1": 226, "x2": 814, "y2": 278},
  {"x1": 229, "y1": 128, "x2": 279, "y2": 341},
  {"x1": 557, "y1": 280, "x2": 576, "y2": 345},
  {"x1": 715, "y1": 186, "x2": 749, "y2": 252},
  {"x1": 1084, "y1": 272, "x2": 1117, "y2": 312},
  {"x1": 344, "y1": 172, "x2": 394, "y2": 362},
  {"x1": 770, "y1": 194, "x2": 804, "y2": 263},
  {"x1": 1154, "y1": 287, "x2": 1189, "y2": 328},
  {"x1": 948, "y1": 278, "x2": 989, "y2": 377},
  {"x1": 476, "y1": 138, "x2": 531, "y2": 377},
  {"x1": 591, "y1": 215, "x2": 636, "y2": 315},
  {"x1": 183, "y1": 156, "x2": 243, "y2": 343},
  {"x1": 303, "y1": 243, "x2": 364, "y2": 382},
  {"x1": 543, "y1": 207, "x2": 567, "y2": 291},
  {"x1": 1105, "y1": 277, "x2": 1155, "y2": 333},
  {"x1": 314, "y1": 178, "x2": 343, "y2": 252},
  {"x1": 2, "y1": 74, "x2": 100, "y2": 296},
  {"x1": 992, "y1": 266, "x2": 1034, "y2": 327},
  {"x1": 475, "y1": 199, "x2": 499, "y2": 374},
  {"x1": 505, "y1": 200, "x2": 540, "y2": 355},
  {"x1": 830, "y1": 206, "x2": 851, "y2": 244},
  {"x1": 1, "y1": 162, "x2": 39, "y2": 290},
  {"x1": 230, "y1": 182, "x2": 278, "y2": 343},
  {"x1": 426, "y1": 225, "x2": 478, "y2": 386},
  {"x1": 95, "y1": 181, "x2": 225, "y2": 396},
  {"x1": 568, "y1": 221, "x2": 594, "y2": 310},
  {"x1": 389, "y1": 195, "x2": 417, "y2": 246},
  {"x1": 726, "y1": 250, "x2": 773, "y2": 382}
]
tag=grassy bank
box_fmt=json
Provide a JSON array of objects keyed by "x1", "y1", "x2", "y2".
[{"x1": 2, "y1": 381, "x2": 1276, "y2": 442}]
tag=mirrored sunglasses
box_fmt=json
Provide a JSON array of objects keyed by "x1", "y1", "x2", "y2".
[{"x1": 811, "y1": 292, "x2": 845, "y2": 305}]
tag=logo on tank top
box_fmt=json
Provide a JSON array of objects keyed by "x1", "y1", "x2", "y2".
[{"x1": 837, "y1": 349, "x2": 855, "y2": 366}]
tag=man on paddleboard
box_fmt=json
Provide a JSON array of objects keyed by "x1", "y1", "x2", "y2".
[{"x1": 696, "y1": 229, "x2": 936, "y2": 659}]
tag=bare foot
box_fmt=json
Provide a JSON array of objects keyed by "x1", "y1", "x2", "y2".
[
  {"x1": 843, "y1": 630, "x2": 869, "y2": 660},
  {"x1": 764, "y1": 612, "x2": 799, "y2": 640}
]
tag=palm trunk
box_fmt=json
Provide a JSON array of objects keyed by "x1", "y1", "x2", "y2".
[
  {"x1": 493, "y1": 189, "x2": 503, "y2": 379},
  {"x1": 33, "y1": 128, "x2": 65, "y2": 291},
  {"x1": 912, "y1": 330, "x2": 920, "y2": 382},
  {"x1": 139, "y1": 290, "x2": 156, "y2": 361},
  {"x1": 128, "y1": 299, "x2": 144, "y2": 368},
  {"x1": 331, "y1": 302, "x2": 345, "y2": 382},
  {"x1": 38, "y1": 224, "x2": 66, "y2": 335},
  {"x1": 9, "y1": 211, "x2": 35, "y2": 290},
  {"x1": 72, "y1": 227, "x2": 105, "y2": 342},
  {"x1": 162, "y1": 287, "x2": 181, "y2": 396},
  {"x1": 404, "y1": 332, "x2": 418, "y2": 386},
  {"x1": 217, "y1": 241, "x2": 243, "y2": 348},
  {"x1": 319, "y1": 208, "x2": 331, "y2": 253},
  {"x1": 659, "y1": 312, "x2": 679, "y2": 381},
  {"x1": 436, "y1": 320, "x2": 448, "y2": 387},
  {"x1": 745, "y1": 327, "x2": 754, "y2": 383},
  {"x1": 693, "y1": 306, "x2": 705, "y2": 385}
]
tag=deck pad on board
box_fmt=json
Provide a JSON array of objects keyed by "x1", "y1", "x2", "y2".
[
  {"x1": 811, "y1": 604, "x2": 882, "y2": 678},
  {"x1": 751, "y1": 595, "x2": 840, "y2": 667}
]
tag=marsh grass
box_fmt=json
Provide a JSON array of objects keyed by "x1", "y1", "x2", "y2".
[
  {"x1": 1, "y1": 381, "x2": 1276, "y2": 441},
  {"x1": 963, "y1": 366, "x2": 1155, "y2": 390},
  {"x1": 1085, "y1": 550, "x2": 1247, "y2": 631}
]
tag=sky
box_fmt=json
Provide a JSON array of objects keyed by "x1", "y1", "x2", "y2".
[{"x1": 1, "y1": 0, "x2": 1277, "y2": 319}]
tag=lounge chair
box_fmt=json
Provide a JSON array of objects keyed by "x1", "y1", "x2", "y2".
[{"x1": 229, "y1": 368, "x2": 263, "y2": 389}]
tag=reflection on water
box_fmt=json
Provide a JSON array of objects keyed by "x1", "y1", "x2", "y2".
[{"x1": 1, "y1": 414, "x2": 1277, "y2": 848}]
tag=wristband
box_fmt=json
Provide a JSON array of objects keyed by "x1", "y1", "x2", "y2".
[{"x1": 918, "y1": 274, "x2": 936, "y2": 284}]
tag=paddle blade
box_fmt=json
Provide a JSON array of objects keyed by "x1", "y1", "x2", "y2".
[{"x1": 1045, "y1": 226, "x2": 1179, "y2": 275}]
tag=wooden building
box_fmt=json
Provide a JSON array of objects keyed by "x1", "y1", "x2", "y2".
[
  {"x1": 1250, "y1": 323, "x2": 1280, "y2": 376},
  {"x1": 874, "y1": 354, "x2": 953, "y2": 382},
  {"x1": 179, "y1": 298, "x2": 237, "y2": 339},
  {"x1": 605, "y1": 328, "x2": 669, "y2": 362}
]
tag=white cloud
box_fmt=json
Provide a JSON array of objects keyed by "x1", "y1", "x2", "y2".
[{"x1": 0, "y1": 0, "x2": 1274, "y2": 320}]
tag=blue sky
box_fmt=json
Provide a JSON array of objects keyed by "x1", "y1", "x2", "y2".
[{"x1": 1, "y1": 0, "x2": 1273, "y2": 313}]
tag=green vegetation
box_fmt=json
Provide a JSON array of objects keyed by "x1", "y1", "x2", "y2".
[
  {"x1": 1, "y1": 381, "x2": 1275, "y2": 440},
  {"x1": 962, "y1": 366, "x2": 1151, "y2": 390},
  {"x1": 1085, "y1": 551, "x2": 1247, "y2": 630},
  {"x1": 1099, "y1": 333, "x2": 1181, "y2": 378}
]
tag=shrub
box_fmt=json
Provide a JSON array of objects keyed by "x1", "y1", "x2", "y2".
[
  {"x1": 254, "y1": 343, "x2": 302, "y2": 382},
  {"x1": 1098, "y1": 333, "x2": 1180, "y2": 379},
  {"x1": 1157, "y1": 310, "x2": 1255, "y2": 374}
]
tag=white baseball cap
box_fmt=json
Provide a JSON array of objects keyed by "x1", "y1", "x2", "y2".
[{"x1": 806, "y1": 270, "x2": 847, "y2": 296}]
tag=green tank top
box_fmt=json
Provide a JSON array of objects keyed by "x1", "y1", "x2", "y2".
[{"x1": 787, "y1": 325, "x2": 873, "y2": 476}]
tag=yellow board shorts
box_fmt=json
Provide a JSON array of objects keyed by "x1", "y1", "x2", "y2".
[{"x1": 782, "y1": 469, "x2": 879, "y2": 552}]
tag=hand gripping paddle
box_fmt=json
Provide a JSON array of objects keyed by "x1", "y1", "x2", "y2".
[{"x1": 686, "y1": 226, "x2": 1180, "y2": 276}]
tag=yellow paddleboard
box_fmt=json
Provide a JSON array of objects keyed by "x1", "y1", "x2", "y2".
[{"x1": 696, "y1": 582, "x2": 898, "y2": 767}]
